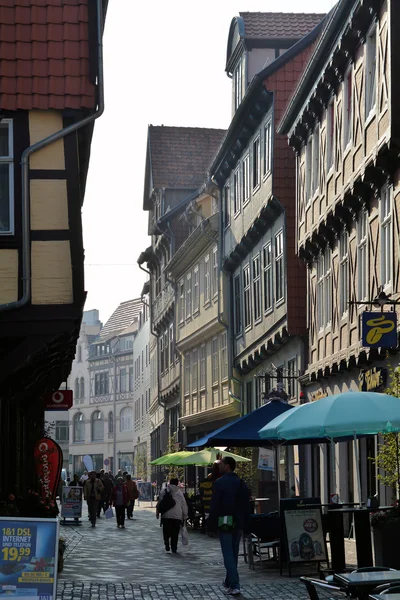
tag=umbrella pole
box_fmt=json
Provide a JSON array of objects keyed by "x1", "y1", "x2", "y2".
[
  {"x1": 353, "y1": 432, "x2": 362, "y2": 506},
  {"x1": 330, "y1": 438, "x2": 336, "y2": 497},
  {"x1": 275, "y1": 445, "x2": 281, "y2": 506}
]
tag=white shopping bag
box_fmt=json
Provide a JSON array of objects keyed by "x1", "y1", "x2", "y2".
[
  {"x1": 181, "y1": 524, "x2": 189, "y2": 546},
  {"x1": 105, "y1": 506, "x2": 114, "y2": 519}
]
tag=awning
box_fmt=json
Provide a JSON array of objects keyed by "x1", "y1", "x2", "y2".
[{"x1": 186, "y1": 399, "x2": 293, "y2": 448}]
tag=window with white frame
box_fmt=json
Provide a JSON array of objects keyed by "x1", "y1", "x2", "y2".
[
  {"x1": 160, "y1": 336, "x2": 164, "y2": 373},
  {"x1": 120, "y1": 367, "x2": 127, "y2": 393},
  {"x1": 233, "y1": 168, "x2": 240, "y2": 215},
  {"x1": 120, "y1": 407, "x2": 133, "y2": 432},
  {"x1": 75, "y1": 377, "x2": 80, "y2": 400},
  {"x1": 212, "y1": 337, "x2": 219, "y2": 384},
  {"x1": 252, "y1": 254, "x2": 261, "y2": 322},
  {"x1": 223, "y1": 184, "x2": 230, "y2": 228},
  {"x1": 179, "y1": 279, "x2": 185, "y2": 322},
  {"x1": 339, "y1": 230, "x2": 349, "y2": 316},
  {"x1": 204, "y1": 255, "x2": 210, "y2": 303},
  {"x1": 317, "y1": 247, "x2": 332, "y2": 329},
  {"x1": 192, "y1": 348, "x2": 198, "y2": 392},
  {"x1": 242, "y1": 154, "x2": 250, "y2": 204},
  {"x1": 305, "y1": 136, "x2": 312, "y2": 201},
  {"x1": 365, "y1": 26, "x2": 377, "y2": 118},
  {"x1": 234, "y1": 274, "x2": 242, "y2": 335},
  {"x1": 184, "y1": 353, "x2": 190, "y2": 395},
  {"x1": 287, "y1": 358, "x2": 297, "y2": 399},
  {"x1": 91, "y1": 410, "x2": 104, "y2": 441},
  {"x1": 0, "y1": 120, "x2": 14, "y2": 235},
  {"x1": 164, "y1": 329, "x2": 169, "y2": 367},
  {"x1": 193, "y1": 265, "x2": 199, "y2": 312},
  {"x1": 275, "y1": 231, "x2": 284, "y2": 302},
  {"x1": 169, "y1": 323, "x2": 174, "y2": 365},
  {"x1": 200, "y1": 344, "x2": 206, "y2": 389},
  {"x1": 264, "y1": 120, "x2": 272, "y2": 176},
  {"x1": 234, "y1": 59, "x2": 243, "y2": 111},
  {"x1": 343, "y1": 69, "x2": 353, "y2": 148},
  {"x1": 263, "y1": 242, "x2": 273, "y2": 312},
  {"x1": 212, "y1": 246, "x2": 218, "y2": 297},
  {"x1": 327, "y1": 101, "x2": 335, "y2": 171},
  {"x1": 186, "y1": 272, "x2": 192, "y2": 318},
  {"x1": 243, "y1": 265, "x2": 251, "y2": 328},
  {"x1": 312, "y1": 126, "x2": 320, "y2": 194},
  {"x1": 55, "y1": 421, "x2": 69, "y2": 442},
  {"x1": 357, "y1": 210, "x2": 368, "y2": 301},
  {"x1": 381, "y1": 185, "x2": 392, "y2": 288},
  {"x1": 73, "y1": 413, "x2": 85, "y2": 442},
  {"x1": 221, "y1": 332, "x2": 228, "y2": 380},
  {"x1": 252, "y1": 135, "x2": 261, "y2": 189}
]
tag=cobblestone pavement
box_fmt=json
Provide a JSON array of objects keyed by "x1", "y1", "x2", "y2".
[{"x1": 57, "y1": 503, "x2": 357, "y2": 599}]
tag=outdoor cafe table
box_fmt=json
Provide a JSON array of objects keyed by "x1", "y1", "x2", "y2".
[
  {"x1": 334, "y1": 571, "x2": 400, "y2": 599},
  {"x1": 328, "y1": 506, "x2": 393, "y2": 572}
]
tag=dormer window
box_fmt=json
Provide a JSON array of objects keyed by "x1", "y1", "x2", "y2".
[{"x1": 233, "y1": 55, "x2": 245, "y2": 111}]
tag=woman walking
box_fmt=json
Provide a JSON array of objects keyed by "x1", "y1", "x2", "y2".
[
  {"x1": 156, "y1": 478, "x2": 188, "y2": 553},
  {"x1": 111, "y1": 477, "x2": 129, "y2": 528},
  {"x1": 125, "y1": 474, "x2": 139, "y2": 519}
]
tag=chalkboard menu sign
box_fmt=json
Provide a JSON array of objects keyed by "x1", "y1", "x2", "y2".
[
  {"x1": 280, "y1": 497, "x2": 327, "y2": 576},
  {"x1": 199, "y1": 478, "x2": 213, "y2": 513}
]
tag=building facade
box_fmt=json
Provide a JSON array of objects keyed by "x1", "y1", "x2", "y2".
[
  {"x1": 167, "y1": 194, "x2": 240, "y2": 455},
  {"x1": 279, "y1": 0, "x2": 400, "y2": 504},
  {"x1": 69, "y1": 299, "x2": 141, "y2": 475},
  {"x1": 0, "y1": 0, "x2": 106, "y2": 491},
  {"x1": 139, "y1": 126, "x2": 226, "y2": 471},
  {"x1": 133, "y1": 299, "x2": 153, "y2": 480}
]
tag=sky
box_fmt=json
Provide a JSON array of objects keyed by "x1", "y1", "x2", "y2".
[{"x1": 82, "y1": 0, "x2": 336, "y2": 325}]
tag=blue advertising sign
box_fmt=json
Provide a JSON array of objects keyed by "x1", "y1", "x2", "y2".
[
  {"x1": 61, "y1": 487, "x2": 82, "y2": 519},
  {"x1": 0, "y1": 517, "x2": 59, "y2": 600},
  {"x1": 361, "y1": 312, "x2": 398, "y2": 348}
]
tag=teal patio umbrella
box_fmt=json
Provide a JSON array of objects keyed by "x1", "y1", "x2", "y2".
[{"x1": 258, "y1": 391, "x2": 400, "y2": 503}]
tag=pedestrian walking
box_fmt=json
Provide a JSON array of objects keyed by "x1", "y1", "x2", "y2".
[
  {"x1": 111, "y1": 477, "x2": 129, "y2": 528},
  {"x1": 208, "y1": 457, "x2": 251, "y2": 596},
  {"x1": 83, "y1": 471, "x2": 104, "y2": 528},
  {"x1": 69, "y1": 474, "x2": 81, "y2": 487},
  {"x1": 102, "y1": 472, "x2": 113, "y2": 513},
  {"x1": 156, "y1": 478, "x2": 188, "y2": 553},
  {"x1": 80, "y1": 471, "x2": 89, "y2": 485},
  {"x1": 108, "y1": 471, "x2": 115, "y2": 486},
  {"x1": 125, "y1": 474, "x2": 139, "y2": 519}
]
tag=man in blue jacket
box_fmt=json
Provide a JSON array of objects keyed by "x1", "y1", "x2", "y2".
[{"x1": 208, "y1": 456, "x2": 250, "y2": 596}]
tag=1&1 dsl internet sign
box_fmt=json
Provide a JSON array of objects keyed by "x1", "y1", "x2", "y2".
[{"x1": 361, "y1": 312, "x2": 398, "y2": 348}]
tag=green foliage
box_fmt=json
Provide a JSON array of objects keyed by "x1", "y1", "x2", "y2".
[
  {"x1": 163, "y1": 434, "x2": 184, "y2": 481},
  {"x1": 231, "y1": 447, "x2": 257, "y2": 491},
  {"x1": 374, "y1": 365, "x2": 400, "y2": 499},
  {"x1": 135, "y1": 450, "x2": 148, "y2": 481}
]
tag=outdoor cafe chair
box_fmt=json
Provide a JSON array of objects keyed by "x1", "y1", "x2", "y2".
[
  {"x1": 301, "y1": 576, "x2": 348, "y2": 600},
  {"x1": 244, "y1": 513, "x2": 280, "y2": 569}
]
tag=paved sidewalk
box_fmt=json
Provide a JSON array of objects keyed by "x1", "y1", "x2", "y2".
[{"x1": 57, "y1": 503, "x2": 356, "y2": 599}]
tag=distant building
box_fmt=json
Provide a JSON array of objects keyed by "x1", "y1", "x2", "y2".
[{"x1": 69, "y1": 299, "x2": 141, "y2": 475}]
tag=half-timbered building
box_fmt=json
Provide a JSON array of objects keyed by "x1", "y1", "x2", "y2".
[
  {"x1": 279, "y1": 0, "x2": 400, "y2": 504},
  {"x1": 0, "y1": 0, "x2": 106, "y2": 491}
]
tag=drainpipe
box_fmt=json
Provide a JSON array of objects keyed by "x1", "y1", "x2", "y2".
[
  {"x1": 0, "y1": 0, "x2": 105, "y2": 312},
  {"x1": 209, "y1": 179, "x2": 243, "y2": 413}
]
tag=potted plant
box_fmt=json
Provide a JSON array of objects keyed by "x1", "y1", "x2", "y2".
[{"x1": 371, "y1": 500, "x2": 400, "y2": 568}]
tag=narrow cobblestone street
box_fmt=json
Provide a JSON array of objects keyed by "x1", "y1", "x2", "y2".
[{"x1": 57, "y1": 503, "x2": 357, "y2": 600}]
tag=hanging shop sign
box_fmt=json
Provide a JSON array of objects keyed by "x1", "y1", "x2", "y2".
[
  {"x1": 61, "y1": 487, "x2": 83, "y2": 519},
  {"x1": 0, "y1": 516, "x2": 59, "y2": 600},
  {"x1": 358, "y1": 367, "x2": 387, "y2": 392},
  {"x1": 311, "y1": 389, "x2": 328, "y2": 402},
  {"x1": 199, "y1": 479, "x2": 213, "y2": 514},
  {"x1": 44, "y1": 390, "x2": 73, "y2": 411},
  {"x1": 33, "y1": 439, "x2": 63, "y2": 502},
  {"x1": 361, "y1": 312, "x2": 398, "y2": 348},
  {"x1": 258, "y1": 448, "x2": 275, "y2": 472}
]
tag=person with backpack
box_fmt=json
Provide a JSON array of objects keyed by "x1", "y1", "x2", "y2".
[
  {"x1": 156, "y1": 478, "x2": 188, "y2": 553},
  {"x1": 125, "y1": 474, "x2": 139, "y2": 519},
  {"x1": 208, "y1": 457, "x2": 251, "y2": 596}
]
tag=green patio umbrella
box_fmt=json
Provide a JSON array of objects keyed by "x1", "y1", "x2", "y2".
[{"x1": 150, "y1": 447, "x2": 251, "y2": 466}]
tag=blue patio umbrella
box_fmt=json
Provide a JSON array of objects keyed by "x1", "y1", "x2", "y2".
[{"x1": 258, "y1": 391, "x2": 400, "y2": 503}]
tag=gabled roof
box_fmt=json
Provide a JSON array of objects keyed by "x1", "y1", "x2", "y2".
[
  {"x1": 143, "y1": 126, "x2": 226, "y2": 210},
  {"x1": 98, "y1": 299, "x2": 142, "y2": 340},
  {"x1": 240, "y1": 12, "x2": 327, "y2": 41},
  {"x1": 0, "y1": 0, "x2": 100, "y2": 111}
]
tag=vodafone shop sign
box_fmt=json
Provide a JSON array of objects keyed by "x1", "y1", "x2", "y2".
[{"x1": 44, "y1": 390, "x2": 73, "y2": 411}]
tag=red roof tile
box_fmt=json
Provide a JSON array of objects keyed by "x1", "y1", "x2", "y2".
[
  {"x1": 149, "y1": 126, "x2": 226, "y2": 189},
  {"x1": 0, "y1": 0, "x2": 95, "y2": 111},
  {"x1": 239, "y1": 12, "x2": 326, "y2": 40}
]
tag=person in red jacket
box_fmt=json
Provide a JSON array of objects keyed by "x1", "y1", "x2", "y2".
[{"x1": 111, "y1": 477, "x2": 129, "y2": 528}]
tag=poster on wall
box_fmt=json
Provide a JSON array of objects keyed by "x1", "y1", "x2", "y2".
[
  {"x1": 258, "y1": 448, "x2": 275, "y2": 472},
  {"x1": 61, "y1": 487, "x2": 82, "y2": 519},
  {"x1": 284, "y1": 507, "x2": 327, "y2": 563},
  {"x1": 0, "y1": 517, "x2": 59, "y2": 600}
]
